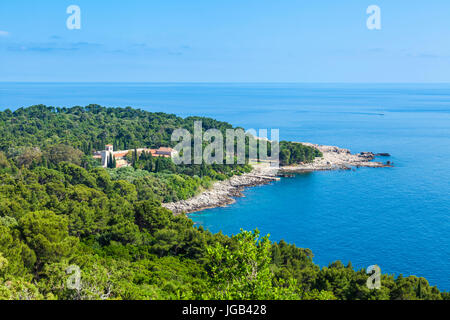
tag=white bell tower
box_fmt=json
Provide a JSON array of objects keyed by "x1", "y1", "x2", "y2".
[{"x1": 101, "y1": 144, "x2": 114, "y2": 167}]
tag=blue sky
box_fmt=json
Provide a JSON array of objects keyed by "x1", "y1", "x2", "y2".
[{"x1": 0, "y1": 0, "x2": 449, "y2": 82}]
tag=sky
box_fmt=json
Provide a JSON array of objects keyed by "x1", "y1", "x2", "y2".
[{"x1": 0, "y1": 0, "x2": 450, "y2": 82}]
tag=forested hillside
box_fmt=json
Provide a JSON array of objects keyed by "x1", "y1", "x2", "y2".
[
  {"x1": 0, "y1": 105, "x2": 447, "y2": 300},
  {"x1": 0, "y1": 104, "x2": 232, "y2": 152}
]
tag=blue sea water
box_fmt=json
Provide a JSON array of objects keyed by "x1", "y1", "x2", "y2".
[{"x1": 1, "y1": 82, "x2": 449, "y2": 291}]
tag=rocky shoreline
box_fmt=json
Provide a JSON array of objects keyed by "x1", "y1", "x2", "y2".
[
  {"x1": 162, "y1": 143, "x2": 392, "y2": 215},
  {"x1": 279, "y1": 143, "x2": 392, "y2": 172},
  {"x1": 162, "y1": 166, "x2": 280, "y2": 215}
]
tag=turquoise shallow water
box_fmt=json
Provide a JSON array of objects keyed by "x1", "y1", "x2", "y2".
[{"x1": 1, "y1": 83, "x2": 449, "y2": 290}]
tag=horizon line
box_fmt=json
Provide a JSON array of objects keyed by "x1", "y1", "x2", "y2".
[{"x1": 1, "y1": 81, "x2": 450, "y2": 84}]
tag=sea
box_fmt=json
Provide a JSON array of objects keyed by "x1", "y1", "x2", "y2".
[{"x1": 1, "y1": 82, "x2": 449, "y2": 291}]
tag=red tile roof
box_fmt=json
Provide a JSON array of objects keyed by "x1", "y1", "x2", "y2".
[{"x1": 113, "y1": 151, "x2": 129, "y2": 158}]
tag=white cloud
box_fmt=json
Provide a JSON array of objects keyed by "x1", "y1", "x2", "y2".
[{"x1": 0, "y1": 31, "x2": 10, "y2": 37}]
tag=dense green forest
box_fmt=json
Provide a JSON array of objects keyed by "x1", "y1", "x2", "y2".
[
  {"x1": 0, "y1": 105, "x2": 447, "y2": 300},
  {"x1": 280, "y1": 141, "x2": 322, "y2": 165}
]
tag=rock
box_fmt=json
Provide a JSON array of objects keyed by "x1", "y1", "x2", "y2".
[
  {"x1": 163, "y1": 142, "x2": 393, "y2": 215},
  {"x1": 281, "y1": 143, "x2": 391, "y2": 172},
  {"x1": 359, "y1": 152, "x2": 375, "y2": 159},
  {"x1": 162, "y1": 166, "x2": 278, "y2": 215}
]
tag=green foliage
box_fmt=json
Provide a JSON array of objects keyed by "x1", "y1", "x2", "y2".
[
  {"x1": 0, "y1": 105, "x2": 446, "y2": 300},
  {"x1": 279, "y1": 141, "x2": 323, "y2": 166},
  {"x1": 45, "y1": 144, "x2": 84, "y2": 167},
  {"x1": 19, "y1": 211, "x2": 79, "y2": 271},
  {"x1": 206, "y1": 229, "x2": 281, "y2": 299},
  {"x1": 7, "y1": 146, "x2": 42, "y2": 168},
  {"x1": 0, "y1": 104, "x2": 235, "y2": 153},
  {"x1": 0, "y1": 277, "x2": 46, "y2": 300}
]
